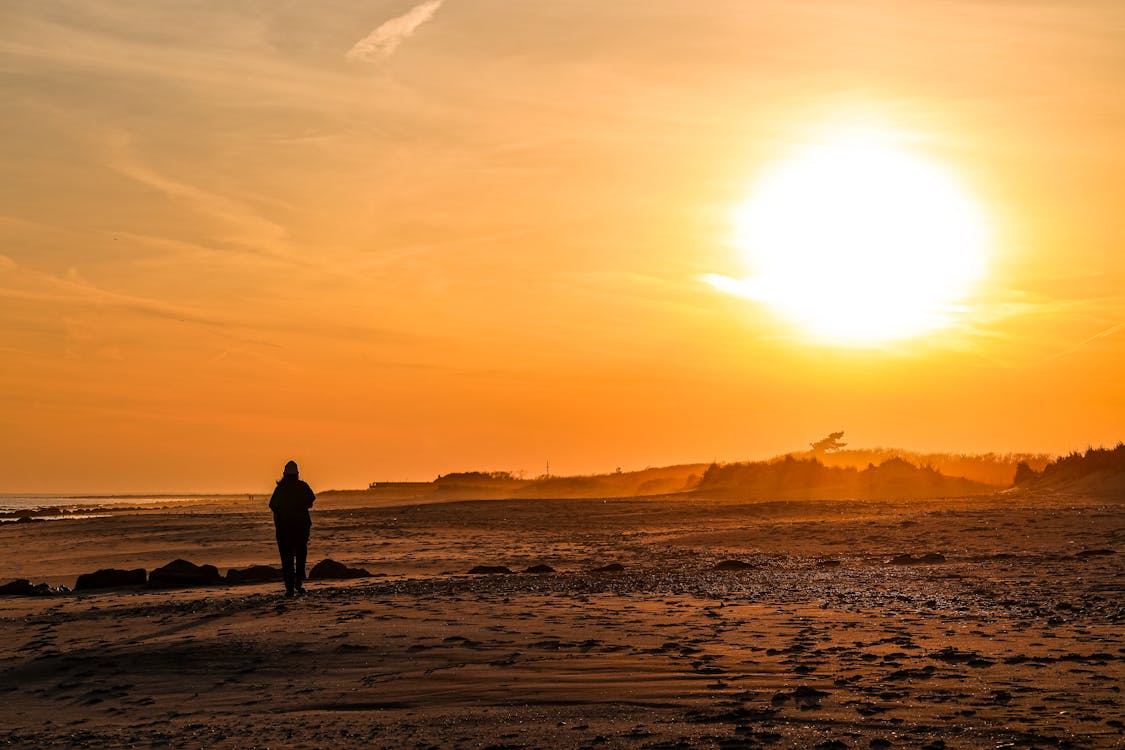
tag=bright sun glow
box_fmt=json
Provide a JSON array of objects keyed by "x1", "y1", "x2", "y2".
[{"x1": 714, "y1": 130, "x2": 990, "y2": 345}]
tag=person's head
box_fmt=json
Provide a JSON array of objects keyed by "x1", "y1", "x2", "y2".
[{"x1": 282, "y1": 460, "x2": 299, "y2": 480}]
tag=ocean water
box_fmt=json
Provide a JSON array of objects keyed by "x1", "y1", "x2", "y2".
[{"x1": 0, "y1": 494, "x2": 250, "y2": 516}]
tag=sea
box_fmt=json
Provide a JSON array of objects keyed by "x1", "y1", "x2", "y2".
[{"x1": 0, "y1": 493, "x2": 251, "y2": 519}]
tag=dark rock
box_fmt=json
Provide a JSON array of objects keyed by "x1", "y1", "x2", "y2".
[
  {"x1": 74, "y1": 568, "x2": 147, "y2": 591},
  {"x1": 886, "y1": 665, "x2": 937, "y2": 680},
  {"x1": 816, "y1": 559, "x2": 842, "y2": 567},
  {"x1": 523, "y1": 564, "x2": 556, "y2": 574},
  {"x1": 0, "y1": 579, "x2": 57, "y2": 596},
  {"x1": 885, "y1": 552, "x2": 946, "y2": 565},
  {"x1": 225, "y1": 565, "x2": 283, "y2": 585},
  {"x1": 0, "y1": 579, "x2": 35, "y2": 595},
  {"x1": 147, "y1": 559, "x2": 222, "y2": 588},
  {"x1": 591, "y1": 563, "x2": 625, "y2": 573},
  {"x1": 816, "y1": 741, "x2": 849, "y2": 750},
  {"x1": 870, "y1": 740, "x2": 892, "y2": 749},
  {"x1": 467, "y1": 565, "x2": 513, "y2": 575},
  {"x1": 309, "y1": 559, "x2": 372, "y2": 580},
  {"x1": 14, "y1": 516, "x2": 46, "y2": 524},
  {"x1": 1075, "y1": 548, "x2": 1115, "y2": 558},
  {"x1": 930, "y1": 647, "x2": 981, "y2": 663},
  {"x1": 771, "y1": 685, "x2": 830, "y2": 709},
  {"x1": 713, "y1": 559, "x2": 756, "y2": 571}
]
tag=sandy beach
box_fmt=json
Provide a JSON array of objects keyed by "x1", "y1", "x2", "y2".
[{"x1": 1, "y1": 492, "x2": 1121, "y2": 749}]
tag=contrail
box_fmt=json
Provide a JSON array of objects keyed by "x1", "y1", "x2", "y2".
[
  {"x1": 347, "y1": 0, "x2": 445, "y2": 62},
  {"x1": 1048, "y1": 320, "x2": 1125, "y2": 361}
]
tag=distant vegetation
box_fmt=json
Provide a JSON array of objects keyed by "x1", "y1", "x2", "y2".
[
  {"x1": 425, "y1": 465, "x2": 707, "y2": 499},
  {"x1": 694, "y1": 455, "x2": 993, "y2": 501},
  {"x1": 512, "y1": 464, "x2": 707, "y2": 499},
  {"x1": 334, "y1": 436, "x2": 1121, "y2": 503},
  {"x1": 1013, "y1": 443, "x2": 1125, "y2": 489},
  {"x1": 790, "y1": 447, "x2": 1052, "y2": 487},
  {"x1": 776, "y1": 432, "x2": 1050, "y2": 486}
]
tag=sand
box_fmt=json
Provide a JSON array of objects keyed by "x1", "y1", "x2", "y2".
[{"x1": 1, "y1": 492, "x2": 1122, "y2": 748}]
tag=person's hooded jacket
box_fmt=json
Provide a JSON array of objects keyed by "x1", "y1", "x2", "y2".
[{"x1": 270, "y1": 474, "x2": 315, "y2": 531}]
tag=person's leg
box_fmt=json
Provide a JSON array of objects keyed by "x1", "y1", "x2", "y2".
[
  {"x1": 294, "y1": 537, "x2": 308, "y2": 592},
  {"x1": 277, "y1": 534, "x2": 295, "y2": 594}
]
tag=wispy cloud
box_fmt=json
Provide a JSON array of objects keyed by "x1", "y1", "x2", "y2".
[
  {"x1": 347, "y1": 0, "x2": 444, "y2": 62},
  {"x1": 1047, "y1": 320, "x2": 1125, "y2": 362},
  {"x1": 700, "y1": 273, "x2": 760, "y2": 300},
  {"x1": 0, "y1": 256, "x2": 228, "y2": 327}
]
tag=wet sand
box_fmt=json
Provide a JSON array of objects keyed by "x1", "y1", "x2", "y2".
[{"x1": 1, "y1": 493, "x2": 1122, "y2": 748}]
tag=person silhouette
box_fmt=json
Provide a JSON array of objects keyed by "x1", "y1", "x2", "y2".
[{"x1": 269, "y1": 460, "x2": 315, "y2": 597}]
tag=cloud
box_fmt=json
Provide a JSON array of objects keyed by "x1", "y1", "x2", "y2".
[
  {"x1": 0, "y1": 260, "x2": 230, "y2": 328},
  {"x1": 347, "y1": 0, "x2": 445, "y2": 62},
  {"x1": 700, "y1": 273, "x2": 760, "y2": 300},
  {"x1": 1046, "y1": 320, "x2": 1125, "y2": 362}
]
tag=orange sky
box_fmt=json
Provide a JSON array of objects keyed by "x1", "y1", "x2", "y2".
[{"x1": 2, "y1": 1, "x2": 1123, "y2": 493}]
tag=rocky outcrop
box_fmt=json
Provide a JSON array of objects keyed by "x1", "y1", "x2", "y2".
[
  {"x1": 523, "y1": 564, "x2": 556, "y2": 574},
  {"x1": 0, "y1": 579, "x2": 63, "y2": 596},
  {"x1": 74, "y1": 568, "x2": 147, "y2": 591},
  {"x1": 591, "y1": 563, "x2": 625, "y2": 573},
  {"x1": 467, "y1": 565, "x2": 512, "y2": 575},
  {"x1": 308, "y1": 559, "x2": 372, "y2": 580},
  {"x1": 713, "y1": 559, "x2": 756, "y2": 571},
  {"x1": 147, "y1": 559, "x2": 223, "y2": 588},
  {"x1": 225, "y1": 565, "x2": 283, "y2": 584}
]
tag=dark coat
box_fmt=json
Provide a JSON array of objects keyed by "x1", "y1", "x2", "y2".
[{"x1": 269, "y1": 476, "x2": 315, "y2": 531}]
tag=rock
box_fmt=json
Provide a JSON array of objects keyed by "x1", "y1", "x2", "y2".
[
  {"x1": 225, "y1": 565, "x2": 283, "y2": 584},
  {"x1": 771, "y1": 685, "x2": 830, "y2": 709},
  {"x1": 816, "y1": 559, "x2": 841, "y2": 567},
  {"x1": 14, "y1": 516, "x2": 46, "y2": 524},
  {"x1": 467, "y1": 565, "x2": 512, "y2": 575},
  {"x1": 523, "y1": 564, "x2": 556, "y2": 574},
  {"x1": 0, "y1": 579, "x2": 57, "y2": 596},
  {"x1": 713, "y1": 559, "x2": 756, "y2": 571},
  {"x1": 147, "y1": 559, "x2": 222, "y2": 588},
  {"x1": 0, "y1": 579, "x2": 35, "y2": 595},
  {"x1": 886, "y1": 665, "x2": 936, "y2": 680},
  {"x1": 591, "y1": 563, "x2": 625, "y2": 573},
  {"x1": 308, "y1": 559, "x2": 372, "y2": 580},
  {"x1": 930, "y1": 646, "x2": 980, "y2": 663},
  {"x1": 885, "y1": 552, "x2": 945, "y2": 565},
  {"x1": 1075, "y1": 549, "x2": 1115, "y2": 558},
  {"x1": 74, "y1": 568, "x2": 147, "y2": 591}
]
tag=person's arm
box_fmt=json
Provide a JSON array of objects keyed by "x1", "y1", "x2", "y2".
[
  {"x1": 269, "y1": 486, "x2": 281, "y2": 514},
  {"x1": 304, "y1": 483, "x2": 315, "y2": 509}
]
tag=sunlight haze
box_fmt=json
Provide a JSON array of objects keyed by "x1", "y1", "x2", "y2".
[
  {"x1": 2, "y1": 0, "x2": 1124, "y2": 492},
  {"x1": 712, "y1": 125, "x2": 990, "y2": 345}
]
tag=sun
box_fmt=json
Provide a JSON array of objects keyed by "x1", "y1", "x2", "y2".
[{"x1": 716, "y1": 129, "x2": 990, "y2": 345}]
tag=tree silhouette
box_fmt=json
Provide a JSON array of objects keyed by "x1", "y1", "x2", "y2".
[{"x1": 810, "y1": 431, "x2": 847, "y2": 455}]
